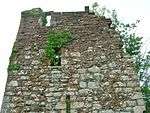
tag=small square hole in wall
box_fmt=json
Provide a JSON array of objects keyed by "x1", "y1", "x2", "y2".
[{"x1": 46, "y1": 15, "x2": 51, "y2": 26}]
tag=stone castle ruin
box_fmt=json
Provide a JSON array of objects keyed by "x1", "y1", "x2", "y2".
[{"x1": 1, "y1": 6, "x2": 145, "y2": 113}]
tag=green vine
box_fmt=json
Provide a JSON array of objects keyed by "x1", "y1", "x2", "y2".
[{"x1": 45, "y1": 31, "x2": 72, "y2": 66}]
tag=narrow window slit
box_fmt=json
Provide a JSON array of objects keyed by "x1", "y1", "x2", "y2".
[{"x1": 66, "y1": 95, "x2": 71, "y2": 113}]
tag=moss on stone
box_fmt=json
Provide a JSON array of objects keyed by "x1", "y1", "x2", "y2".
[{"x1": 8, "y1": 64, "x2": 20, "y2": 71}]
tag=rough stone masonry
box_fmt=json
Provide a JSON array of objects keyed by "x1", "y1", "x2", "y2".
[{"x1": 1, "y1": 6, "x2": 146, "y2": 113}]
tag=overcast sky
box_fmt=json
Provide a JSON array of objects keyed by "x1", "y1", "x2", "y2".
[{"x1": 0, "y1": 0, "x2": 150, "y2": 108}]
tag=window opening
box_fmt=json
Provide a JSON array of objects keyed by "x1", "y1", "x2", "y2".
[
  {"x1": 46, "y1": 15, "x2": 51, "y2": 26},
  {"x1": 66, "y1": 95, "x2": 71, "y2": 113}
]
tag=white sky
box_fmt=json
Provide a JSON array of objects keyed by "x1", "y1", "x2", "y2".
[{"x1": 0, "y1": 0, "x2": 150, "y2": 109}]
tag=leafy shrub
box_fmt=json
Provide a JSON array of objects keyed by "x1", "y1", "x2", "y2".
[
  {"x1": 142, "y1": 87, "x2": 150, "y2": 113},
  {"x1": 45, "y1": 31, "x2": 72, "y2": 66}
]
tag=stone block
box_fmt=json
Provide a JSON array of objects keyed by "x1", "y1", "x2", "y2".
[
  {"x1": 88, "y1": 65, "x2": 100, "y2": 73},
  {"x1": 133, "y1": 106, "x2": 145, "y2": 113},
  {"x1": 70, "y1": 52, "x2": 81, "y2": 57},
  {"x1": 79, "y1": 81, "x2": 87, "y2": 88},
  {"x1": 8, "y1": 81, "x2": 18, "y2": 87},
  {"x1": 55, "y1": 102, "x2": 65, "y2": 109},
  {"x1": 72, "y1": 102, "x2": 84, "y2": 108},
  {"x1": 101, "y1": 109, "x2": 114, "y2": 113},
  {"x1": 131, "y1": 92, "x2": 143, "y2": 99},
  {"x1": 137, "y1": 99, "x2": 145, "y2": 106},
  {"x1": 78, "y1": 68, "x2": 86, "y2": 74},
  {"x1": 88, "y1": 82, "x2": 98, "y2": 89}
]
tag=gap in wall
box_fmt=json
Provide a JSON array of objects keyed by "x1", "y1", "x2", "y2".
[{"x1": 46, "y1": 15, "x2": 51, "y2": 26}]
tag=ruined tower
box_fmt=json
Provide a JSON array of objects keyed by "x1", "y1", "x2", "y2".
[{"x1": 1, "y1": 7, "x2": 145, "y2": 113}]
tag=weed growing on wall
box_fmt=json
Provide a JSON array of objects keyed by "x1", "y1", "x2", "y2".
[
  {"x1": 8, "y1": 64, "x2": 20, "y2": 71},
  {"x1": 45, "y1": 31, "x2": 72, "y2": 66}
]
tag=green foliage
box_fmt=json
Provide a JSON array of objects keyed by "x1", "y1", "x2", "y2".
[
  {"x1": 125, "y1": 33, "x2": 142, "y2": 56},
  {"x1": 142, "y1": 87, "x2": 150, "y2": 113},
  {"x1": 8, "y1": 64, "x2": 20, "y2": 71},
  {"x1": 92, "y1": 2, "x2": 110, "y2": 17},
  {"x1": 12, "y1": 48, "x2": 17, "y2": 53},
  {"x1": 9, "y1": 48, "x2": 20, "y2": 71},
  {"x1": 137, "y1": 52, "x2": 150, "y2": 85},
  {"x1": 110, "y1": 10, "x2": 142, "y2": 57},
  {"x1": 45, "y1": 31, "x2": 72, "y2": 66},
  {"x1": 142, "y1": 87, "x2": 150, "y2": 95}
]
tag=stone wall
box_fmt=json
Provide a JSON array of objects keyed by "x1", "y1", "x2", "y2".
[{"x1": 1, "y1": 7, "x2": 145, "y2": 113}]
